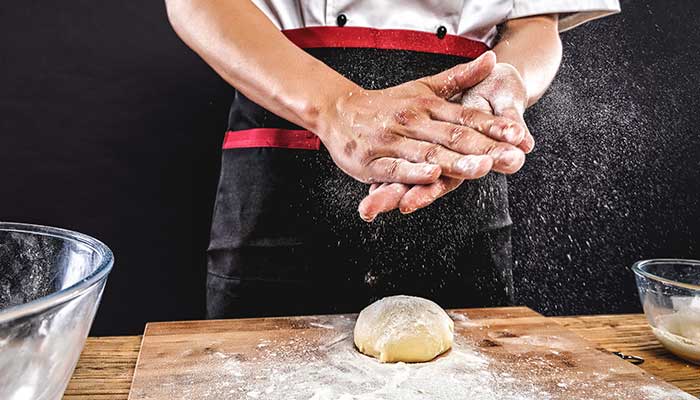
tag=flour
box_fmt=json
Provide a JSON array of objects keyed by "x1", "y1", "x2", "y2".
[
  {"x1": 143, "y1": 315, "x2": 696, "y2": 400},
  {"x1": 641, "y1": 385, "x2": 696, "y2": 400},
  {"x1": 649, "y1": 296, "x2": 700, "y2": 363},
  {"x1": 448, "y1": 311, "x2": 471, "y2": 322},
  {"x1": 309, "y1": 322, "x2": 335, "y2": 330},
  {"x1": 226, "y1": 336, "x2": 521, "y2": 400},
  {"x1": 652, "y1": 326, "x2": 700, "y2": 364}
]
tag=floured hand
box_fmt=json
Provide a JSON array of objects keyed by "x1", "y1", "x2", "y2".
[
  {"x1": 460, "y1": 63, "x2": 533, "y2": 153},
  {"x1": 319, "y1": 53, "x2": 530, "y2": 187},
  {"x1": 358, "y1": 63, "x2": 533, "y2": 221}
]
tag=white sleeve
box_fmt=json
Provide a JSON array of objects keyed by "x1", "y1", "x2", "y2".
[{"x1": 508, "y1": 0, "x2": 621, "y2": 32}]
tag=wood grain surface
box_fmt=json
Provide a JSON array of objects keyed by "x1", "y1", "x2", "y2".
[
  {"x1": 62, "y1": 312, "x2": 700, "y2": 400},
  {"x1": 129, "y1": 308, "x2": 695, "y2": 399},
  {"x1": 554, "y1": 314, "x2": 700, "y2": 396}
]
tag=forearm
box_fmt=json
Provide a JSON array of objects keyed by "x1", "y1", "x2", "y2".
[
  {"x1": 165, "y1": 0, "x2": 357, "y2": 134},
  {"x1": 493, "y1": 15, "x2": 562, "y2": 107}
]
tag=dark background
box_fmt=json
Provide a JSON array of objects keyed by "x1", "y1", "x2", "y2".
[{"x1": 0, "y1": 1, "x2": 698, "y2": 335}]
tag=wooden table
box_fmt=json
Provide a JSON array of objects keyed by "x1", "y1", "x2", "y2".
[{"x1": 62, "y1": 313, "x2": 700, "y2": 399}]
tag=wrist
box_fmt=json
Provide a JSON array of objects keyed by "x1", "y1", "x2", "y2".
[
  {"x1": 305, "y1": 79, "x2": 364, "y2": 142},
  {"x1": 495, "y1": 62, "x2": 522, "y2": 79}
]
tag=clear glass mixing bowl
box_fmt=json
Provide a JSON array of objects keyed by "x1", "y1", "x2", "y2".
[
  {"x1": 0, "y1": 222, "x2": 114, "y2": 400},
  {"x1": 633, "y1": 259, "x2": 700, "y2": 364}
]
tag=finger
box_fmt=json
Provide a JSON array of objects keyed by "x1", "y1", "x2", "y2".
[
  {"x1": 520, "y1": 131, "x2": 535, "y2": 153},
  {"x1": 406, "y1": 121, "x2": 524, "y2": 174},
  {"x1": 391, "y1": 138, "x2": 496, "y2": 179},
  {"x1": 497, "y1": 106, "x2": 535, "y2": 153},
  {"x1": 429, "y1": 102, "x2": 526, "y2": 146},
  {"x1": 399, "y1": 177, "x2": 464, "y2": 214},
  {"x1": 368, "y1": 183, "x2": 382, "y2": 194},
  {"x1": 420, "y1": 51, "x2": 496, "y2": 99},
  {"x1": 364, "y1": 158, "x2": 441, "y2": 184},
  {"x1": 358, "y1": 183, "x2": 410, "y2": 222}
]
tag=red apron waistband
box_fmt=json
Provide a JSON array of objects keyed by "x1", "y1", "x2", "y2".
[
  {"x1": 282, "y1": 26, "x2": 489, "y2": 59},
  {"x1": 223, "y1": 128, "x2": 320, "y2": 150},
  {"x1": 223, "y1": 28, "x2": 490, "y2": 150}
]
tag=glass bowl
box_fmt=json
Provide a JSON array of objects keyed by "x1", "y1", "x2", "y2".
[
  {"x1": 0, "y1": 222, "x2": 114, "y2": 400},
  {"x1": 633, "y1": 259, "x2": 700, "y2": 364}
]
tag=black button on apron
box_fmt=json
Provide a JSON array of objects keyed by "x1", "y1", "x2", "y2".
[
  {"x1": 337, "y1": 14, "x2": 347, "y2": 27},
  {"x1": 437, "y1": 26, "x2": 447, "y2": 39}
]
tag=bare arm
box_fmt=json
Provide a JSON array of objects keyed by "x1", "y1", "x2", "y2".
[
  {"x1": 494, "y1": 14, "x2": 563, "y2": 106},
  {"x1": 165, "y1": 0, "x2": 352, "y2": 130},
  {"x1": 166, "y1": 0, "x2": 527, "y2": 187}
]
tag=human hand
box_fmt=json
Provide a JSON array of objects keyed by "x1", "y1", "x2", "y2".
[
  {"x1": 460, "y1": 62, "x2": 533, "y2": 153},
  {"x1": 357, "y1": 63, "x2": 533, "y2": 222},
  {"x1": 316, "y1": 52, "x2": 527, "y2": 187}
]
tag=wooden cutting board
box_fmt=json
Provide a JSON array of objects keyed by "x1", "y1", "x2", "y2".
[{"x1": 128, "y1": 307, "x2": 694, "y2": 399}]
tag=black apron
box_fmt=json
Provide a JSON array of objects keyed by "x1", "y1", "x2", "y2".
[{"x1": 207, "y1": 39, "x2": 514, "y2": 319}]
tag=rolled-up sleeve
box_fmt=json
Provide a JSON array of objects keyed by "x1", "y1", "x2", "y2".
[{"x1": 508, "y1": 0, "x2": 621, "y2": 31}]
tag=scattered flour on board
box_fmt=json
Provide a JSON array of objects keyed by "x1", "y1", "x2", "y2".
[
  {"x1": 144, "y1": 316, "x2": 696, "y2": 400},
  {"x1": 223, "y1": 335, "x2": 545, "y2": 400},
  {"x1": 448, "y1": 311, "x2": 470, "y2": 322},
  {"x1": 309, "y1": 322, "x2": 336, "y2": 330}
]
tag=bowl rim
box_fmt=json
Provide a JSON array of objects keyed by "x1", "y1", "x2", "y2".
[
  {"x1": 632, "y1": 258, "x2": 700, "y2": 291},
  {"x1": 0, "y1": 222, "x2": 114, "y2": 324}
]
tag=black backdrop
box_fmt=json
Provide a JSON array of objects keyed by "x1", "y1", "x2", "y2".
[{"x1": 1, "y1": 1, "x2": 698, "y2": 335}]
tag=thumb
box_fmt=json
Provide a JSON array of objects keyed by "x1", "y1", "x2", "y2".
[{"x1": 420, "y1": 51, "x2": 496, "y2": 99}]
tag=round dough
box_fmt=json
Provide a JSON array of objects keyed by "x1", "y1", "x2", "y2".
[{"x1": 353, "y1": 295, "x2": 454, "y2": 363}]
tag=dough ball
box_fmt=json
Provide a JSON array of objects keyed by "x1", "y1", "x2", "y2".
[{"x1": 353, "y1": 295, "x2": 454, "y2": 363}]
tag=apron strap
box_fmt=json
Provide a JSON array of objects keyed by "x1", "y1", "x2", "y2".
[
  {"x1": 223, "y1": 128, "x2": 320, "y2": 150},
  {"x1": 283, "y1": 26, "x2": 489, "y2": 58}
]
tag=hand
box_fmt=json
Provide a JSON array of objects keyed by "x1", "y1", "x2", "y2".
[
  {"x1": 357, "y1": 63, "x2": 533, "y2": 222},
  {"x1": 460, "y1": 63, "x2": 533, "y2": 153},
  {"x1": 316, "y1": 52, "x2": 527, "y2": 186}
]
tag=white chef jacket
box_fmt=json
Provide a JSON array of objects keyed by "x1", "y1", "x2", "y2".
[{"x1": 253, "y1": 0, "x2": 621, "y2": 47}]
